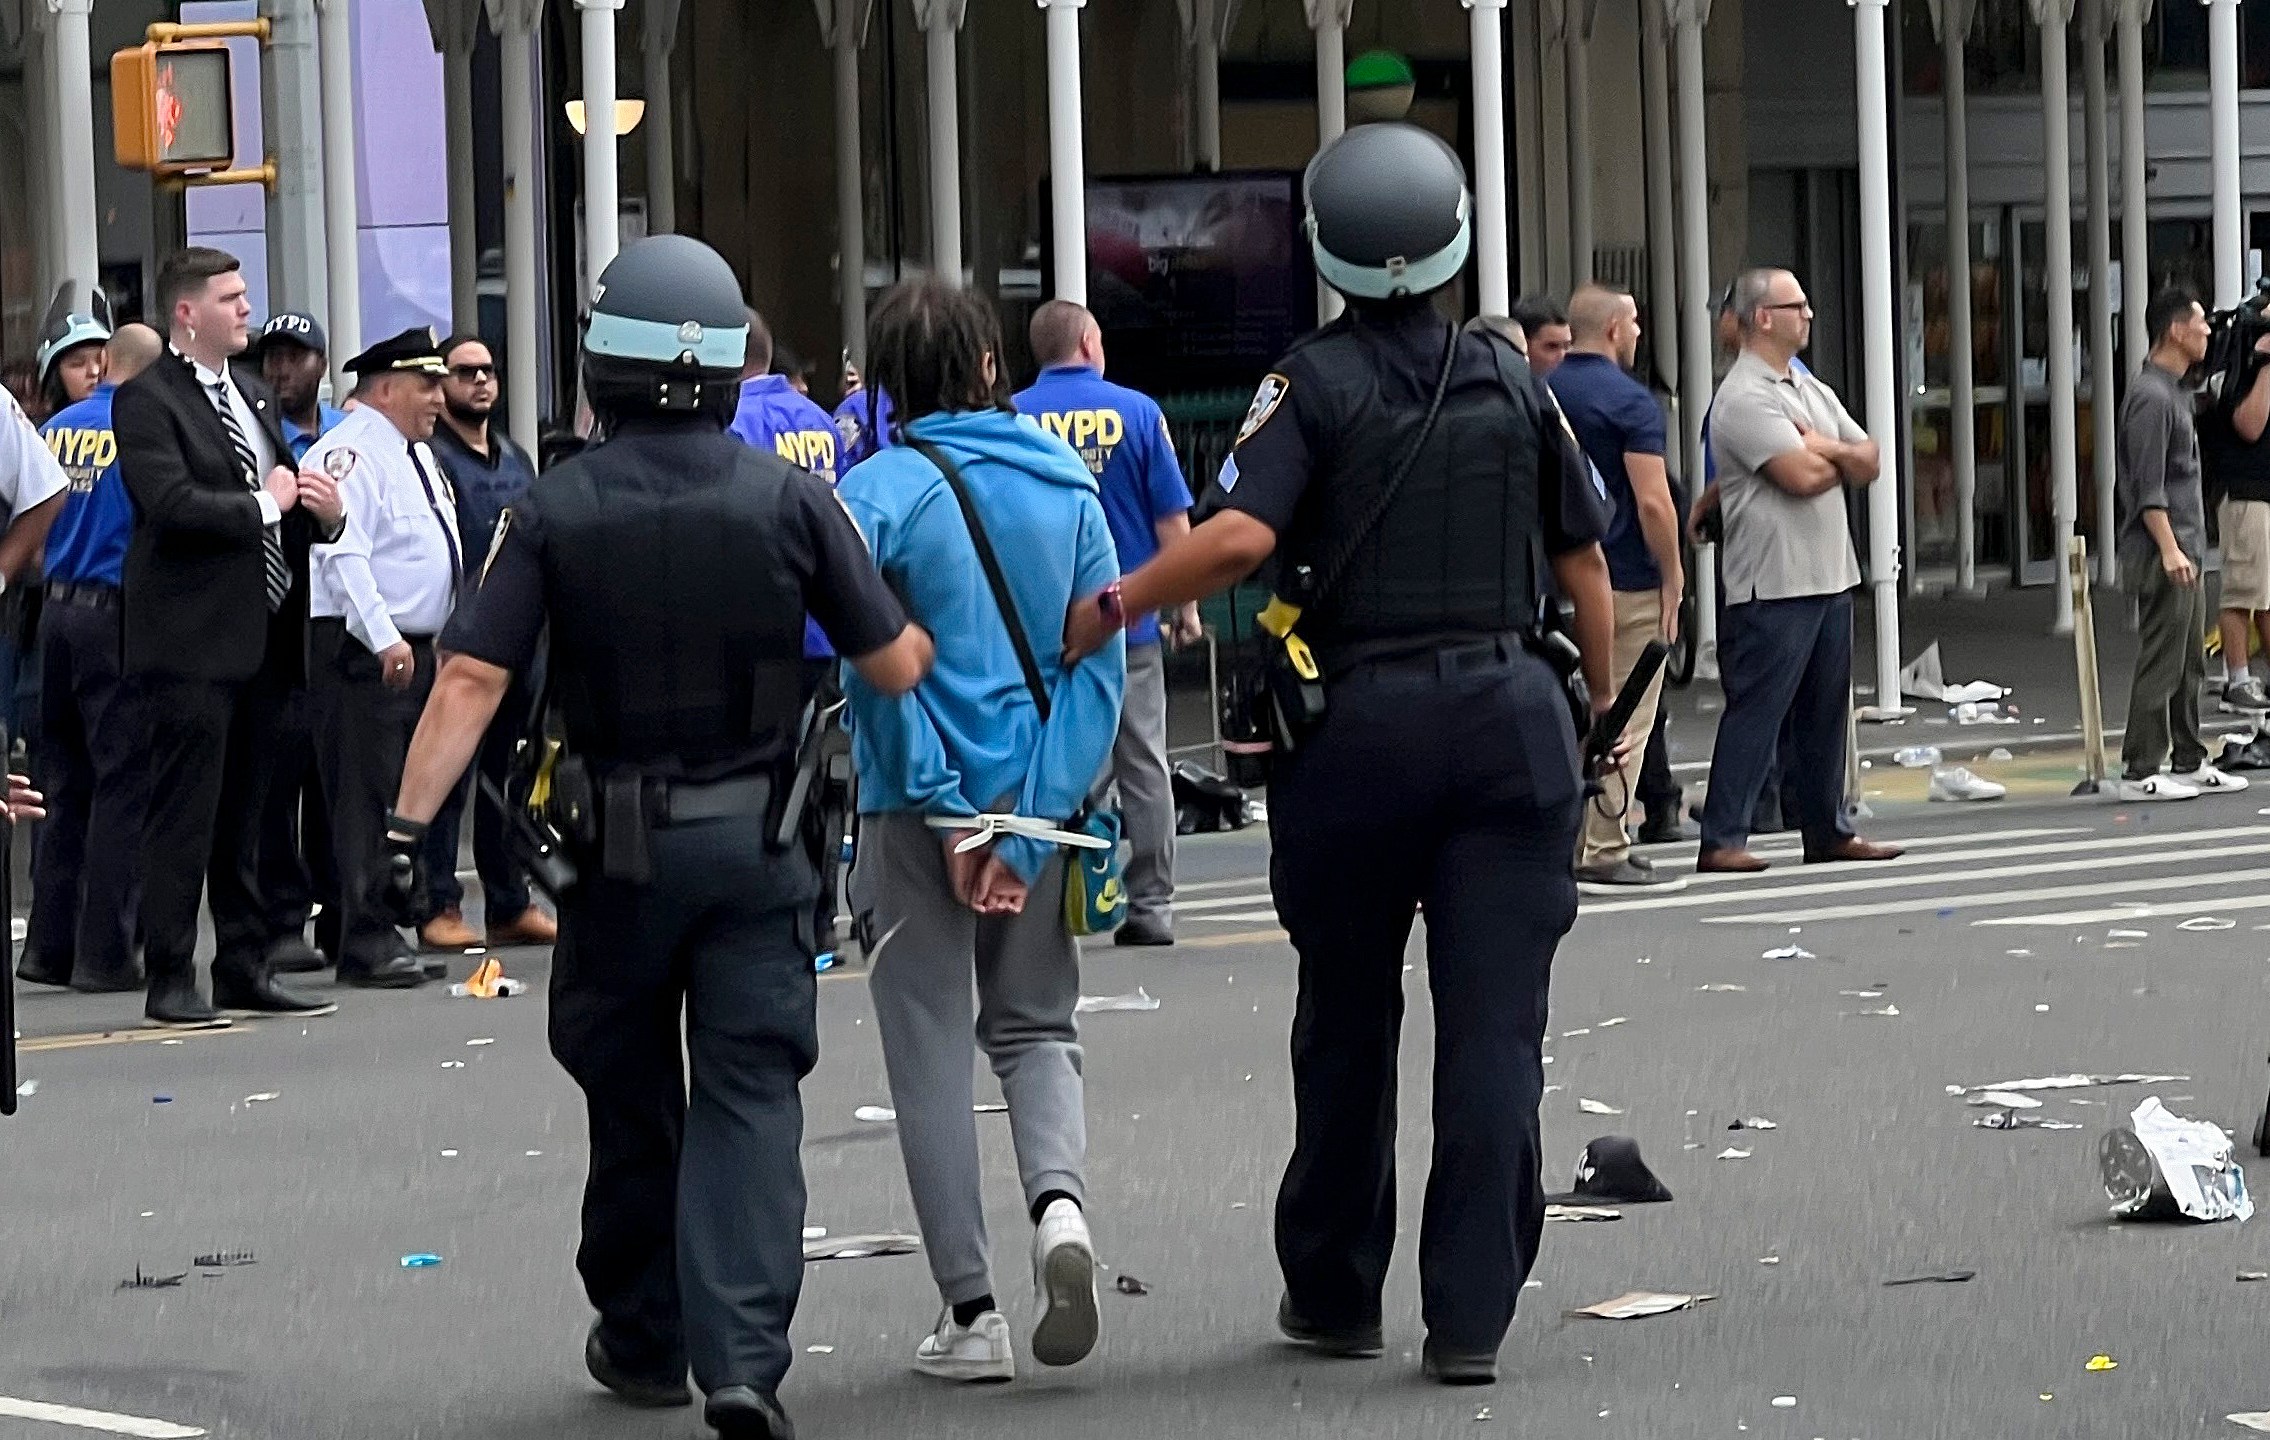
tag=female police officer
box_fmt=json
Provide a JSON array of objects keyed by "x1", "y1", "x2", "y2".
[
  {"x1": 1064, "y1": 122, "x2": 1616, "y2": 1386},
  {"x1": 385, "y1": 235, "x2": 932, "y2": 1439}
]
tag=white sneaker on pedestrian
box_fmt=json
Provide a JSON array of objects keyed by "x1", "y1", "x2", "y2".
[
  {"x1": 914, "y1": 1308, "x2": 1015, "y2": 1383},
  {"x1": 1927, "y1": 765, "x2": 2006, "y2": 803},
  {"x1": 2176, "y1": 763, "x2": 2251, "y2": 793},
  {"x1": 2112, "y1": 774, "x2": 2200, "y2": 802},
  {"x1": 1030, "y1": 1198, "x2": 1100, "y2": 1367}
]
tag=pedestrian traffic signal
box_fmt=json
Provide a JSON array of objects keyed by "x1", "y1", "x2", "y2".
[{"x1": 111, "y1": 40, "x2": 235, "y2": 174}]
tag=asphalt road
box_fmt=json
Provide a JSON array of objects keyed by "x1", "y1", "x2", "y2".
[{"x1": 8, "y1": 784, "x2": 2270, "y2": 1439}]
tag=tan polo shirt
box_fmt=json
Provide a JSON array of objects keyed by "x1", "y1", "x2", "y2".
[{"x1": 1709, "y1": 349, "x2": 1866, "y2": 604}]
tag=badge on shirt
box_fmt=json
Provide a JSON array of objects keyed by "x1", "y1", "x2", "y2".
[
  {"x1": 1236, "y1": 374, "x2": 1290, "y2": 446},
  {"x1": 324, "y1": 448, "x2": 359, "y2": 481},
  {"x1": 479, "y1": 507, "x2": 513, "y2": 586},
  {"x1": 1217, "y1": 453, "x2": 1241, "y2": 494}
]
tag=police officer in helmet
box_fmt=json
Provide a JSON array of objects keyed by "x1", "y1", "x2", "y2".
[
  {"x1": 386, "y1": 234, "x2": 933, "y2": 1437},
  {"x1": 1064, "y1": 122, "x2": 1615, "y2": 1384}
]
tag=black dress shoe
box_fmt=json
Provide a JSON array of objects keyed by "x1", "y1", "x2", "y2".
[
  {"x1": 70, "y1": 967, "x2": 146, "y2": 995},
  {"x1": 1276, "y1": 1295, "x2": 1384, "y2": 1358},
  {"x1": 1113, "y1": 914, "x2": 1174, "y2": 947},
  {"x1": 704, "y1": 1385, "x2": 795, "y2": 1440},
  {"x1": 143, "y1": 976, "x2": 231, "y2": 1030},
  {"x1": 583, "y1": 1323, "x2": 690, "y2": 1409},
  {"x1": 1421, "y1": 1338, "x2": 1499, "y2": 1385},
  {"x1": 264, "y1": 936, "x2": 328, "y2": 975},
  {"x1": 337, "y1": 954, "x2": 428, "y2": 989},
  {"x1": 1636, "y1": 810, "x2": 1695, "y2": 845},
  {"x1": 15, "y1": 954, "x2": 72, "y2": 988},
  {"x1": 212, "y1": 969, "x2": 339, "y2": 1018}
]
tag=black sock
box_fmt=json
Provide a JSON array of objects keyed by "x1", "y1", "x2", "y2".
[
  {"x1": 950, "y1": 1294, "x2": 995, "y2": 1328},
  {"x1": 1030, "y1": 1189, "x2": 1080, "y2": 1226}
]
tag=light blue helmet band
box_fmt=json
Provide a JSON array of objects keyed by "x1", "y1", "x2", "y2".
[
  {"x1": 583, "y1": 311, "x2": 748, "y2": 370},
  {"x1": 37, "y1": 316, "x2": 112, "y2": 382},
  {"x1": 1307, "y1": 195, "x2": 1473, "y2": 301}
]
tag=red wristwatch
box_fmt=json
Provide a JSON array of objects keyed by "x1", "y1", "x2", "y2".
[{"x1": 1098, "y1": 581, "x2": 1126, "y2": 630}]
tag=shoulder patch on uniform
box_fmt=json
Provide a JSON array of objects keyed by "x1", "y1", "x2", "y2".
[
  {"x1": 834, "y1": 411, "x2": 861, "y2": 449},
  {"x1": 479, "y1": 507, "x2": 513, "y2": 586},
  {"x1": 323, "y1": 448, "x2": 359, "y2": 481},
  {"x1": 1235, "y1": 374, "x2": 1291, "y2": 446}
]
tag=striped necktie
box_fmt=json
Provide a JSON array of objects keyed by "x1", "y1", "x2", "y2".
[{"x1": 211, "y1": 380, "x2": 291, "y2": 611}]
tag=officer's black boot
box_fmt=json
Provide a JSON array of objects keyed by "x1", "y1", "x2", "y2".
[{"x1": 583, "y1": 1321, "x2": 690, "y2": 1408}]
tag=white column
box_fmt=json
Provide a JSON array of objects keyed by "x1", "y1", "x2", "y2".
[
  {"x1": 1854, "y1": 0, "x2": 1903, "y2": 704},
  {"x1": 262, "y1": 0, "x2": 332, "y2": 318},
  {"x1": 47, "y1": 0, "x2": 99, "y2": 297},
  {"x1": 1671, "y1": 0, "x2": 1716, "y2": 669},
  {"x1": 2037, "y1": 0, "x2": 2080, "y2": 634},
  {"x1": 443, "y1": 44, "x2": 479, "y2": 325},
  {"x1": 2209, "y1": 0, "x2": 2243, "y2": 308},
  {"x1": 1043, "y1": 0, "x2": 1088, "y2": 305},
  {"x1": 1561, "y1": 0, "x2": 1594, "y2": 286},
  {"x1": 1942, "y1": 0, "x2": 1979, "y2": 592},
  {"x1": 1641, "y1": 2, "x2": 1679, "y2": 391},
  {"x1": 2084, "y1": 0, "x2": 2119, "y2": 588},
  {"x1": 1467, "y1": 0, "x2": 1511, "y2": 316},
  {"x1": 642, "y1": 0, "x2": 681, "y2": 234},
  {"x1": 317, "y1": 0, "x2": 364, "y2": 392},
  {"x1": 1307, "y1": 0, "x2": 1350, "y2": 320},
  {"x1": 1194, "y1": 0, "x2": 1222, "y2": 170},
  {"x1": 2118, "y1": 0, "x2": 2150, "y2": 379},
  {"x1": 576, "y1": 0, "x2": 625, "y2": 291},
  {"x1": 822, "y1": 0, "x2": 871, "y2": 365},
  {"x1": 915, "y1": 0, "x2": 966, "y2": 285},
  {"x1": 498, "y1": 0, "x2": 543, "y2": 455}
]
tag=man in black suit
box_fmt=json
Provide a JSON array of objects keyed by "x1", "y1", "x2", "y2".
[{"x1": 114, "y1": 247, "x2": 349, "y2": 1028}]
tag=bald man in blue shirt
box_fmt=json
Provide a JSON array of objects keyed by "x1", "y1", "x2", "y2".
[{"x1": 1013, "y1": 301, "x2": 1197, "y2": 946}]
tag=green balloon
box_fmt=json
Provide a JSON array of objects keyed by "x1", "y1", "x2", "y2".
[{"x1": 1344, "y1": 49, "x2": 1415, "y2": 123}]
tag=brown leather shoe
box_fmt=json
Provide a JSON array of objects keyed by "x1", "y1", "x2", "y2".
[
  {"x1": 1695, "y1": 847, "x2": 1771, "y2": 874},
  {"x1": 419, "y1": 907, "x2": 481, "y2": 951},
  {"x1": 486, "y1": 908, "x2": 559, "y2": 947},
  {"x1": 1804, "y1": 836, "x2": 1906, "y2": 864}
]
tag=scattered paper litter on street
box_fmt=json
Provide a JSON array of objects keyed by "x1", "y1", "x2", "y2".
[
  {"x1": 1597, "y1": 1017, "x2": 1628, "y2": 1027},
  {"x1": 1568, "y1": 1291, "x2": 1714, "y2": 1320},
  {"x1": 1545, "y1": 1205, "x2": 1623, "y2": 1222},
  {"x1": 804, "y1": 1233, "x2": 921, "y2": 1262},
  {"x1": 1883, "y1": 1269, "x2": 1975, "y2": 1286},
  {"x1": 2101, "y1": 1097, "x2": 2255, "y2": 1223},
  {"x1": 1762, "y1": 945, "x2": 1815, "y2": 960},
  {"x1": 1075, "y1": 989, "x2": 1160, "y2": 1013},
  {"x1": 1578, "y1": 1098, "x2": 1623, "y2": 1116},
  {"x1": 1966, "y1": 1091, "x2": 2043, "y2": 1109},
  {"x1": 853, "y1": 1105, "x2": 896, "y2": 1123},
  {"x1": 1959, "y1": 1073, "x2": 2189, "y2": 1094},
  {"x1": 2226, "y1": 1413, "x2": 2270, "y2": 1431},
  {"x1": 1897, "y1": 642, "x2": 2009, "y2": 705},
  {"x1": 1728, "y1": 1117, "x2": 1778, "y2": 1130},
  {"x1": 1696, "y1": 984, "x2": 1748, "y2": 992},
  {"x1": 1840, "y1": 989, "x2": 1885, "y2": 998},
  {"x1": 1975, "y1": 1110, "x2": 2083, "y2": 1131},
  {"x1": 1853, "y1": 1004, "x2": 1901, "y2": 1017},
  {"x1": 1716, "y1": 1147, "x2": 1752, "y2": 1160}
]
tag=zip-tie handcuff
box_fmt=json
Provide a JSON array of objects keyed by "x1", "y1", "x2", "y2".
[{"x1": 925, "y1": 813, "x2": 1111, "y2": 853}]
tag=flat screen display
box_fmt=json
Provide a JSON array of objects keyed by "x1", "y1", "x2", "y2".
[{"x1": 1078, "y1": 172, "x2": 1311, "y2": 394}]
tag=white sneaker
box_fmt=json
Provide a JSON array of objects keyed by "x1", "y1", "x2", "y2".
[
  {"x1": 1927, "y1": 765, "x2": 2006, "y2": 803},
  {"x1": 914, "y1": 1308, "x2": 1015, "y2": 1383},
  {"x1": 2113, "y1": 774, "x2": 2199, "y2": 802},
  {"x1": 2178, "y1": 763, "x2": 2251, "y2": 793},
  {"x1": 1030, "y1": 1198, "x2": 1100, "y2": 1367}
]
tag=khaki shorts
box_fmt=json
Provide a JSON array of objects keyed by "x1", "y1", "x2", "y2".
[{"x1": 2223, "y1": 497, "x2": 2270, "y2": 612}]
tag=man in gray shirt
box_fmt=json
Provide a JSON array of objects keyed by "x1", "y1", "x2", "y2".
[
  {"x1": 2113, "y1": 288, "x2": 2246, "y2": 800},
  {"x1": 1695, "y1": 267, "x2": 1904, "y2": 873}
]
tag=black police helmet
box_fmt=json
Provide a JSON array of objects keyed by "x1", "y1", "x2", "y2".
[
  {"x1": 1303, "y1": 123, "x2": 1472, "y2": 302},
  {"x1": 581, "y1": 234, "x2": 749, "y2": 425}
]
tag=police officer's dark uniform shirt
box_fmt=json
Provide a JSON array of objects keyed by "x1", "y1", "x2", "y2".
[
  {"x1": 443, "y1": 427, "x2": 909, "y2": 692},
  {"x1": 1217, "y1": 305, "x2": 1610, "y2": 571}
]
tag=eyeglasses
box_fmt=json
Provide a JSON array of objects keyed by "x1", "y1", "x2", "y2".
[
  {"x1": 1762, "y1": 300, "x2": 1813, "y2": 314},
  {"x1": 450, "y1": 363, "x2": 496, "y2": 381}
]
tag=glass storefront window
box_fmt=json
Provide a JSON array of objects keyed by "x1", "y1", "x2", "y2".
[{"x1": 1907, "y1": 217, "x2": 2011, "y2": 577}]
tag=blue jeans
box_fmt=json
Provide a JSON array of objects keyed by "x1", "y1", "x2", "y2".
[{"x1": 1700, "y1": 592, "x2": 1857, "y2": 855}]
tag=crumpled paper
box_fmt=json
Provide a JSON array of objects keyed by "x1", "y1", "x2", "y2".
[{"x1": 2100, "y1": 1097, "x2": 2254, "y2": 1223}]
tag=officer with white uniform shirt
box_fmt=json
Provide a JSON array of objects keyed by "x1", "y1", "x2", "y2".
[{"x1": 300, "y1": 328, "x2": 463, "y2": 989}]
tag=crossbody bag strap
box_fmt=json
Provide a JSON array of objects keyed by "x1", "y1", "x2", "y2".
[{"x1": 908, "y1": 436, "x2": 1053, "y2": 724}]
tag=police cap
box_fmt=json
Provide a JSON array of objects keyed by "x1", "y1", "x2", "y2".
[
  {"x1": 345, "y1": 326, "x2": 449, "y2": 379},
  {"x1": 1303, "y1": 123, "x2": 1472, "y2": 302},
  {"x1": 252, "y1": 310, "x2": 330, "y2": 360}
]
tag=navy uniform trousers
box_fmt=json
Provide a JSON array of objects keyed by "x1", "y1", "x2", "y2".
[
  {"x1": 1268, "y1": 638, "x2": 1582, "y2": 1353},
  {"x1": 549, "y1": 810, "x2": 820, "y2": 1396}
]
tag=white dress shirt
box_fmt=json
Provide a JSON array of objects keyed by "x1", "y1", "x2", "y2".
[
  {"x1": 0, "y1": 390, "x2": 69, "y2": 522},
  {"x1": 183, "y1": 352, "x2": 287, "y2": 526},
  {"x1": 303, "y1": 406, "x2": 463, "y2": 654}
]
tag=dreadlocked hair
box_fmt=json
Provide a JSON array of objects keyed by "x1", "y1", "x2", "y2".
[{"x1": 865, "y1": 276, "x2": 1011, "y2": 443}]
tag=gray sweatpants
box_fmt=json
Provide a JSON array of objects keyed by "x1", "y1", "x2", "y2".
[
  {"x1": 1113, "y1": 642, "x2": 1175, "y2": 925},
  {"x1": 853, "y1": 811, "x2": 1087, "y2": 1307}
]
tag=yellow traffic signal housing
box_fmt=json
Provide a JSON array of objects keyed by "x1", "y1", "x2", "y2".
[{"x1": 112, "y1": 41, "x2": 235, "y2": 175}]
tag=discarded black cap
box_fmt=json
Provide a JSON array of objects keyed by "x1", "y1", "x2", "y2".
[{"x1": 1545, "y1": 1136, "x2": 1674, "y2": 1205}]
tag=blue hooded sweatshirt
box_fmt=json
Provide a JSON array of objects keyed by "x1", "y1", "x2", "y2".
[{"x1": 839, "y1": 408, "x2": 1126, "y2": 883}]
